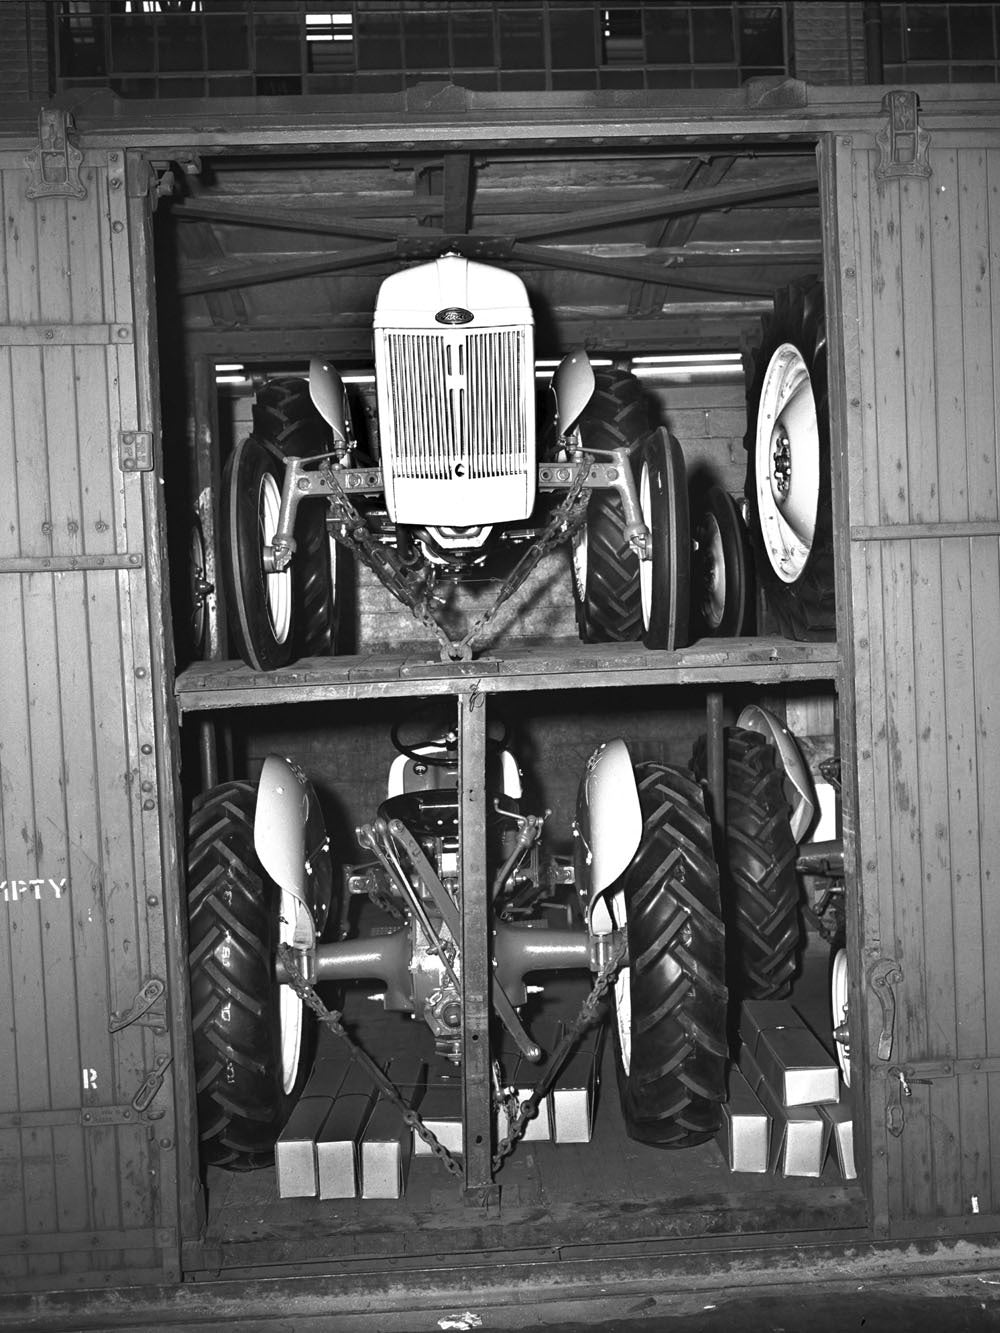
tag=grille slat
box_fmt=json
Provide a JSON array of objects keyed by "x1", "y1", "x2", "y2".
[{"x1": 377, "y1": 328, "x2": 530, "y2": 481}]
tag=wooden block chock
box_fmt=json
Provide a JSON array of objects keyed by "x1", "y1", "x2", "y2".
[
  {"x1": 361, "y1": 1056, "x2": 428, "y2": 1199},
  {"x1": 717, "y1": 1063, "x2": 770, "y2": 1173},
  {"x1": 740, "y1": 1000, "x2": 839, "y2": 1107}
]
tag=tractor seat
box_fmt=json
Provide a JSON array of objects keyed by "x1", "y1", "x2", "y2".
[{"x1": 378, "y1": 789, "x2": 459, "y2": 840}]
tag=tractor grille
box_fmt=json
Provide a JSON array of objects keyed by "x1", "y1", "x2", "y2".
[{"x1": 376, "y1": 328, "x2": 531, "y2": 481}]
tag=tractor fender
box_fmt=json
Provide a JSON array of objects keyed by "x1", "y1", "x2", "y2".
[
  {"x1": 551, "y1": 349, "x2": 596, "y2": 440},
  {"x1": 574, "y1": 738, "x2": 643, "y2": 935},
  {"x1": 308, "y1": 357, "x2": 354, "y2": 450},
  {"x1": 736, "y1": 704, "x2": 817, "y2": 843},
  {"x1": 254, "y1": 755, "x2": 334, "y2": 950}
]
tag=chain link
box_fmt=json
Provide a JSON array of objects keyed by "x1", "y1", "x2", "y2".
[
  {"x1": 277, "y1": 943, "x2": 465, "y2": 1178},
  {"x1": 323, "y1": 462, "x2": 591, "y2": 661},
  {"x1": 492, "y1": 934, "x2": 625, "y2": 1170}
]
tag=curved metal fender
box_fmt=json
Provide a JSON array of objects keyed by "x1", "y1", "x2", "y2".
[
  {"x1": 574, "y1": 738, "x2": 643, "y2": 935},
  {"x1": 308, "y1": 357, "x2": 353, "y2": 450},
  {"x1": 736, "y1": 704, "x2": 817, "y2": 843},
  {"x1": 254, "y1": 755, "x2": 334, "y2": 950},
  {"x1": 551, "y1": 349, "x2": 595, "y2": 440}
]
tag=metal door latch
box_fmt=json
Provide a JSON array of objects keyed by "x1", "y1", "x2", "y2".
[
  {"x1": 109, "y1": 978, "x2": 166, "y2": 1033},
  {"x1": 869, "y1": 957, "x2": 903, "y2": 1061},
  {"x1": 875, "y1": 90, "x2": 932, "y2": 182},
  {"x1": 132, "y1": 1053, "x2": 173, "y2": 1115}
]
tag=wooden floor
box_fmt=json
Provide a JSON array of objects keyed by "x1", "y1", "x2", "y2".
[{"x1": 186, "y1": 942, "x2": 867, "y2": 1279}]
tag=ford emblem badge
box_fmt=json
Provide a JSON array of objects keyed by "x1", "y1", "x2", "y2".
[{"x1": 435, "y1": 307, "x2": 474, "y2": 325}]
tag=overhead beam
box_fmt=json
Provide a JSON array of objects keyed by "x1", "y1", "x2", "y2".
[
  {"x1": 183, "y1": 303, "x2": 772, "y2": 359},
  {"x1": 509, "y1": 241, "x2": 776, "y2": 298},
  {"x1": 176, "y1": 241, "x2": 399, "y2": 296},
  {"x1": 170, "y1": 170, "x2": 817, "y2": 249},
  {"x1": 506, "y1": 171, "x2": 818, "y2": 241},
  {"x1": 442, "y1": 153, "x2": 474, "y2": 235}
]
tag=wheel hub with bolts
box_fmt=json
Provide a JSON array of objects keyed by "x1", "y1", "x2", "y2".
[{"x1": 755, "y1": 341, "x2": 820, "y2": 585}]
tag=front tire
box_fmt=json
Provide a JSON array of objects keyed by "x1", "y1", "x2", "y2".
[
  {"x1": 187, "y1": 781, "x2": 313, "y2": 1170},
  {"x1": 223, "y1": 378, "x2": 342, "y2": 669},
  {"x1": 638, "y1": 430, "x2": 691, "y2": 650},
  {"x1": 692, "y1": 727, "x2": 801, "y2": 1000},
  {"x1": 221, "y1": 436, "x2": 294, "y2": 671},
  {"x1": 743, "y1": 279, "x2": 835, "y2": 640},
  {"x1": 572, "y1": 370, "x2": 648, "y2": 643},
  {"x1": 609, "y1": 763, "x2": 728, "y2": 1147}
]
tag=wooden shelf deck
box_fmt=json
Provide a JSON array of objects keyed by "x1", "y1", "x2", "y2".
[{"x1": 175, "y1": 636, "x2": 841, "y2": 711}]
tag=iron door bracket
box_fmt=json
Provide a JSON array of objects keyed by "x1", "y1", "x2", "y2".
[
  {"x1": 875, "y1": 90, "x2": 932, "y2": 182},
  {"x1": 25, "y1": 108, "x2": 87, "y2": 201}
]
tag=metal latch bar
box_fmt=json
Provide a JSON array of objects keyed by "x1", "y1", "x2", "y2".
[{"x1": 109, "y1": 977, "x2": 165, "y2": 1033}]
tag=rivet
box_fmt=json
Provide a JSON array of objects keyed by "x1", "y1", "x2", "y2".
[
  {"x1": 135, "y1": 667, "x2": 147, "y2": 678},
  {"x1": 143, "y1": 799, "x2": 155, "y2": 811},
  {"x1": 147, "y1": 895, "x2": 159, "y2": 907},
  {"x1": 141, "y1": 743, "x2": 153, "y2": 755}
]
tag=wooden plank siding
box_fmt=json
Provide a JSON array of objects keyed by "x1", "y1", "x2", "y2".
[
  {"x1": 0, "y1": 148, "x2": 182, "y2": 1285},
  {"x1": 833, "y1": 131, "x2": 1000, "y2": 1237}
]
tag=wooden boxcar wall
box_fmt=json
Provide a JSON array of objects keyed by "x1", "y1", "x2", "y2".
[
  {"x1": 833, "y1": 123, "x2": 1000, "y2": 1239},
  {"x1": 0, "y1": 141, "x2": 186, "y2": 1286}
]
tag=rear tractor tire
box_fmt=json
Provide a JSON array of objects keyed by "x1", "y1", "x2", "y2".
[
  {"x1": 692, "y1": 727, "x2": 802, "y2": 1000},
  {"x1": 187, "y1": 780, "x2": 314, "y2": 1170},
  {"x1": 607, "y1": 763, "x2": 728, "y2": 1147}
]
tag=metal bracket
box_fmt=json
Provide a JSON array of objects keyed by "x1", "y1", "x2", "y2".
[
  {"x1": 875, "y1": 90, "x2": 932, "y2": 182},
  {"x1": 25, "y1": 108, "x2": 87, "y2": 201},
  {"x1": 131, "y1": 1053, "x2": 173, "y2": 1116},
  {"x1": 119, "y1": 431, "x2": 155, "y2": 473},
  {"x1": 869, "y1": 957, "x2": 903, "y2": 1061},
  {"x1": 109, "y1": 978, "x2": 166, "y2": 1033}
]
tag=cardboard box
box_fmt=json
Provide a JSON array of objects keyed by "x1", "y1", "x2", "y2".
[
  {"x1": 740, "y1": 1000, "x2": 839, "y2": 1107},
  {"x1": 716, "y1": 1064, "x2": 770, "y2": 1173},
  {"x1": 738, "y1": 1045, "x2": 831, "y2": 1178}
]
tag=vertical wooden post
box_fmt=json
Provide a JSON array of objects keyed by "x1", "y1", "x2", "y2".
[{"x1": 458, "y1": 686, "x2": 498, "y2": 1206}]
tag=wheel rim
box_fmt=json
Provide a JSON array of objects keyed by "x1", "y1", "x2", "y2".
[
  {"x1": 639, "y1": 460, "x2": 653, "y2": 631},
  {"x1": 190, "y1": 524, "x2": 208, "y2": 653},
  {"x1": 696, "y1": 511, "x2": 727, "y2": 630},
  {"x1": 611, "y1": 887, "x2": 632, "y2": 1073},
  {"x1": 278, "y1": 889, "x2": 303, "y2": 1095},
  {"x1": 755, "y1": 342, "x2": 820, "y2": 584},
  {"x1": 259, "y1": 472, "x2": 292, "y2": 644},
  {"x1": 831, "y1": 945, "x2": 851, "y2": 1087}
]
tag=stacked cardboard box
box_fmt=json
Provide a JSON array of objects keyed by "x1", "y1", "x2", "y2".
[{"x1": 717, "y1": 999, "x2": 856, "y2": 1180}]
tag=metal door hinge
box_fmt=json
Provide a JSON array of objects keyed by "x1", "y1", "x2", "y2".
[
  {"x1": 25, "y1": 108, "x2": 87, "y2": 201},
  {"x1": 875, "y1": 90, "x2": 931, "y2": 182},
  {"x1": 119, "y1": 430, "x2": 154, "y2": 472},
  {"x1": 869, "y1": 957, "x2": 903, "y2": 1060},
  {"x1": 109, "y1": 977, "x2": 166, "y2": 1033}
]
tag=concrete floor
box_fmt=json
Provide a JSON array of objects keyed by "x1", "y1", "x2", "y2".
[{"x1": 6, "y1": 1253, "x2": 1000, "y2": 1332}]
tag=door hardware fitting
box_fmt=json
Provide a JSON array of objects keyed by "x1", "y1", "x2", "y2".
[{"x1": 875, "y1": 90, "x2": 932, "y2": 182}]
